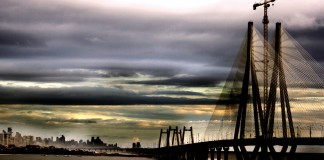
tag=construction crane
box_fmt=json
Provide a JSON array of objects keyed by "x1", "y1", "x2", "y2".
[{"x1": 253, "y1": 0, "x2": 275, "y2": 114}]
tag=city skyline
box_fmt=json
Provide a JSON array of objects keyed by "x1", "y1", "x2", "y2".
[
  {"x1": 0, "y1": 0, "x2": 323, "y2": 147},
  {"x1": 0, "y1": 127, "x2": 118, "y2": 148}
]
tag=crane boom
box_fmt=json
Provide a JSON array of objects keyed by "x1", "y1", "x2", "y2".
[
  {"x1": 253, "y1": 0, "x2": 275, "y2": 10},
  {"x1": 253, "y1": 0, "x2": 275, "y2": 115}
]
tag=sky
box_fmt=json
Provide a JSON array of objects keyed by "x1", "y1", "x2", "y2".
[{"x1": 0, "y1": 0, "x2": 323, "y2": 147}]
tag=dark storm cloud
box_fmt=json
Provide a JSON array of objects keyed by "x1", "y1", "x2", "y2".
[
  {"x1": 46, "y1": 118, "x2": 97, "y2": 124},
  {"x1": 128, "y1": 76, "x2": 222, "y2": 87},
  {"x1": 0, "y1": 0, "x2": 245, "y2": 65},
  {"x1": 0, "y1": 65, "x2": 105, "y2": 82},
  {"x1": 92, "y1": 62, "x2": 178, "y2": 77},
  {"x1": 150, "y1": 91, "x2": 206, "y2": 96},
  {"x1": 289, "y1": 25, "x2": 324, "y2": 62},
  {"x1": 0, "y1": 1, "x2": 244, "y2": 86},
  {"x1": 0, "y1": 29, "x2": 45, "y2": 47},
  {"x1": 0, "y1": 0, "x2": 323, "y2": 106},
  {"x1": 0, "y1": 71, "x2": 84, "y2": 82},
  {"x1": 0, "y1": 59, "x2": 225, "y2": 83},
  {"x1": 0, "y1": 86, "x2": 216, "y2": 105}
]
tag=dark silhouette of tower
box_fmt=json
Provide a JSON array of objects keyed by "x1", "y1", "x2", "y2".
[{"x1": 233, "y1": 22, "x2": 296, "y2": 160}]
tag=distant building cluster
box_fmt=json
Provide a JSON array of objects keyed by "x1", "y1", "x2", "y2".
[
  {"x1": 0, "y1": 127, "x2": 118, "y2": 149},
  {"x1": 0, "y1": 127, "x2": 33, "y2": 147}
]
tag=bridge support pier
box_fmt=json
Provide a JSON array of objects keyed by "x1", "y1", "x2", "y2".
[
  {"x1": 195, "y1": 148, "x2": 208, "y2": 160},
  {"x1": 223, "y1": 146, "x2": 229, "y2": 160},
  {"x1": 216, "y1": 147, "x2": 222, "y2": 160},
  {"x1": 210, "y1": 148, "x2": 215, "y2": 160},
  {"x1": 186, "y1": 150, "x2": 194, "y2": 160}
]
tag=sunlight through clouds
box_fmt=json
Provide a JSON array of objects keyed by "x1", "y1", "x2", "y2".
[{"x1": 0, "y1": 105, "x2": 214, "y2": 146}]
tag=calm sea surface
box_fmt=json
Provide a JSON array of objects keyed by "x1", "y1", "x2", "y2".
[{"x1": 0, "y1": 154, "x2": 155, "y2": 160}]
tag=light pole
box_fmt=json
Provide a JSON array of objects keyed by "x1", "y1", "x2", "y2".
[
  {"x1": 322, "y1": 125, "x2": 323, "y2": 137},
  {"x1": 309, "y1": 125, "x2": 312, "y2": 138},
  {"x1": 296, "y1": 125, "x2": 300, "y2": 138},
  {"x1": 320, "y1": 125, "x2": 323, "y2": 137}
]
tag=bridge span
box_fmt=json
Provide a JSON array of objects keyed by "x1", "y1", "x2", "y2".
[{"x1": 140, "y1": 137, "x2": 324, "y2": 160}]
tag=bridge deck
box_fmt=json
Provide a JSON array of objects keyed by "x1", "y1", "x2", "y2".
[{"x1": 158, "y1": 137, "x2": 324, "y2": 150}]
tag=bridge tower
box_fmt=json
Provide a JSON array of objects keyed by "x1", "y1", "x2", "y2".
[
  {"x1": 233, "y1": 22, "x2": 297, "y2": 159},
  {"x1": 181, "y1": 126, "x2": 194, "y2": 145},
  {"x1": 265, "y1": 23, "x2": 295, "y2": 139},
  {"x1": 233, "y1": 22, "x2": 267, "y2": 160},
  {"x1": 158, "y1": 126, "x2": 194, "y2": 148},
  {"x1": 234, "y1": 22, "x2": 264, "y2": 141}
]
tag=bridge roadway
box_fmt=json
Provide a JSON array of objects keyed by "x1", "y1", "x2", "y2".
[{"x1": 143, "y1": 137, "x2": 324, "y2": 160}]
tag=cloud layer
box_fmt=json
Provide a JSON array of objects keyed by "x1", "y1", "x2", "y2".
[
  {"x1": 0, "y1": 0, "x2": 323, "y2": 145},
  {"x1": 0, "y1": 2, "x2": 323, "y2": 84},
  {"x1": 0, "y1": 0, "x2": 322, "y2": 105}
]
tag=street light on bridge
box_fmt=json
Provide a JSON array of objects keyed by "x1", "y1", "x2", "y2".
[{"x1": 320, "y1": 125, "x2": 323, "y2": 137}]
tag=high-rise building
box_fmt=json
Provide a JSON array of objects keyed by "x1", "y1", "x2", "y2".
[
  {"x1": 23, "y1": 135, "x2": 34, "y2": 145},
  {"x1": 0, "y1": 128, "x2": 14, "y2": 145},
  {"x1": 15, "y1": 132, "x2": 23, "y2": 146}
]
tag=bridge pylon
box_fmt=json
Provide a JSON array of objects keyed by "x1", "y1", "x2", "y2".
[
  {"x1": 234, "y1": 22, "x2": 264, "y2": 141},
  {"x1": 181, "y1": 126, "x2": 194, "y2": 145},
  {"x1": 233, "y1": 21, "x2": 298, "y2": 160},
  {"x1": 233, "y1": 21, "x2": 267, "y2": 160},
  {"x1": 158, "y1": 126, "x2": 194, "y2": 148},
  {"x1": 265, "y1": 22, "x2": 295, "y2": 139}
]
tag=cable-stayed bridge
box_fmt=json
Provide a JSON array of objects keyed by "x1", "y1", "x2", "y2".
[{"x1": 143, "y1": 22, "x2": 324, "y2": 160}]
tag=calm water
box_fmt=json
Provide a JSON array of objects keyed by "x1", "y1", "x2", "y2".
[{"x1": 0, "y1": 154, "x2": 155, "y2": 160}]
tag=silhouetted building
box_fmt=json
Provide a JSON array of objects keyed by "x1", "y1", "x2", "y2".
[
  {"x1": 8, "y1": 128, "x2": 12, "y2": 135},
  {"x1": 0, "y1": 128, "x2": 14, "y2": 145},
  {"x1": 66, "y1": 139, "x2": 78, "y2": 146},
  {"x1": 35, "y1": 137, "x2": 43, "y2": 145},
  {"x1": 58, "y1": 135, "x2": 65, "y2": 144},
  {"x1": 132, "y1": 142, "x2": 141, "y2": 148},
  {"x1": 44, "y1": 137, "x2": 52, "y2": 145},
  {"x1": 14, "y1": 132, "x2": 23, "y2": 146},
  {"x1": 23, "y1": 135, "x2": 34, "y2": 145},
  {"x1": 108, "y1": 143, "x2": 118, "y2": 148},
  {"x1": 88, "y1": 136, "x2": 106, "y2": 146}
]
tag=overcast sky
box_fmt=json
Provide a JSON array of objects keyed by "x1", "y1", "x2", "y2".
[
  {"x1": 0, "y1": 0, "x2": 323, "y2": 105},
  {"x1": 0, "y1": 0, "x2": 323, "y2": 146}
]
